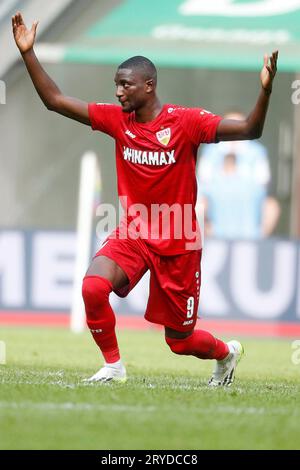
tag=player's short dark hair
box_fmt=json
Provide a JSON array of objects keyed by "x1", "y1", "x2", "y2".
[{"x1": 118, "y1": 56, "x2": 157, "y2": 84}]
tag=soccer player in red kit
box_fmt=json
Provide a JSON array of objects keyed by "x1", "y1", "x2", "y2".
[{"x1": 13, "y1": 13, "x2": 278, "y2": 386}]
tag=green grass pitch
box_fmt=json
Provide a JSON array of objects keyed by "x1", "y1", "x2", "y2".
[{"x1": 0, "y1": 326, "x2": 299, "y2": 450}]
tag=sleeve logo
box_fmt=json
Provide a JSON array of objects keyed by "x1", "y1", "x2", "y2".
[{"x1": 200, "y1": 109, "x2": 212, "y2": 115}]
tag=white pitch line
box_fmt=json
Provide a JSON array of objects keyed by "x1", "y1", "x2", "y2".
[
  {"x1": 0, "y1": 401, "x2": 157, "y2": 413},
  {"x1": 0, "y1": 401, "x2": 297, "y2": 416}
]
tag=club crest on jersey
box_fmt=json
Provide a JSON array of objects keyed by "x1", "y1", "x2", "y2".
[{"x1": 156, "y1": 128, "x2": 171, "y2": 146}]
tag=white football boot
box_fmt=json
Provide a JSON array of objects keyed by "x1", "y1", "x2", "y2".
[
  {"x1": 208, "y1": 340, "x2": 244, "y2": 387},
  {"x1": 83, "y1": 360, "x2": 127, "y2": 383}
]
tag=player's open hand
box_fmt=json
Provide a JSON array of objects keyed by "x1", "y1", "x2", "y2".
[
  {"x1": 261, "y1": 50, "x2": 278, "y2": 94},
  {"x1": 12, "y1": 12, "x2": 38, "y2": 54}
]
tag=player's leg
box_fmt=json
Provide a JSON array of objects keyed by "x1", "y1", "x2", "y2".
[
  {"x1": 82, "y1": 232, "x2": 149, "y2": 383},
  {"x1": 82, "y1": 255, "x2": 128, "y2": 383},
  {"x1": 165, "y1": 326, "x2": 244, "y2": 387},
  {"x1": 145, "y1": 251, "x2": 230, "y2": 359},
  {"x1": 164, "y1": 326, "x2": 230, "y2": 360},
  {"x1": 145, "y1": 249, "x2": 243, "y2": 386}
]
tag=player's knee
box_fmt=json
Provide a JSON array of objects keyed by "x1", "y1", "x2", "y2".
[
  {"x1": 165, "y1": 336, "x2": 187, "y2": 355},
  {"x1": 82, "y1": 276, "x2": 112, "y2": 311}
]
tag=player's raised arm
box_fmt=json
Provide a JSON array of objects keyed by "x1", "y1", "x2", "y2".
[
  {"x1": 216, "y1": 51, "x2": 278, "y2": 142},
  {"x1": 12, "y1": 12, "x2": 90, "y2": 125}
]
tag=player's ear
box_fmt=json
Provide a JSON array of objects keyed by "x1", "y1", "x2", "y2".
[{"x1": 145, "y1": 79, "x2": 155, "y2": 93}]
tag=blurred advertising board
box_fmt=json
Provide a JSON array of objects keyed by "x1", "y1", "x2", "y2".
[{"x1": 0, "y1": 230, "x2": 299, "y2": 323}]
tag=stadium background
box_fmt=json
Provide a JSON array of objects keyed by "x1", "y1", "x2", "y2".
[{"x1": 1, "y1": 0, "x2": 299, "y2": 334}]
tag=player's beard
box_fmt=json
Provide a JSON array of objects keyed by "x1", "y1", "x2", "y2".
[{"x1": 121, "y1": 101, "x2": 134, "y2": 113}]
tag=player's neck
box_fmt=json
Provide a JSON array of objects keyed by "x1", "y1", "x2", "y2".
[{"x1": 134, "y1": 98, "x2": 162, "y2": 124}]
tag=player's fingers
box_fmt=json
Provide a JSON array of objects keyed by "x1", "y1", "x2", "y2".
[
  {"x1": 263, "y1": 54, "x2": 269, "y2": 67},
  {"x1": 266, "y1": 65, "x2": 273, "y2": 76},
  {"x1": 17, "y1": 12, "x2": 22, "y2": 27},
  {"x1": 31, "y1": 20, "x2": 39, "y2": 34},
  {"x1": 272, "y1": 54, "x2": 278, "y2": 73},
  {"x1": 17, "y1": 12, "x2": 24, "y2": 28},
  {"x1": 272, "y1": 51, "x2": 278, "y2": 69},
  {"x1": 18, "y1": 12, "x2": 24, "y2": 25}
]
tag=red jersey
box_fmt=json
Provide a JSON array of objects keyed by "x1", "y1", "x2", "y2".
[{"x1": 88, "y1": 103, "x2": 222, "y2": 255}]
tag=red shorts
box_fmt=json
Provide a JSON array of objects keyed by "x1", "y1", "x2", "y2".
[{"x1": 95, "y1": 229, "x2": 202, "y2": 332}]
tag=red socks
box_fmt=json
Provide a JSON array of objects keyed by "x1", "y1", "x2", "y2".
[
  {"x1": 82, "y1": 275, "x2": 120, "y2": 364},
  {"x1": 82, "y1": 275, "x2": 229, "y2": 364},
  {"x1": 165, "y1": 329, "x2": 229, "y2": 360}
]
